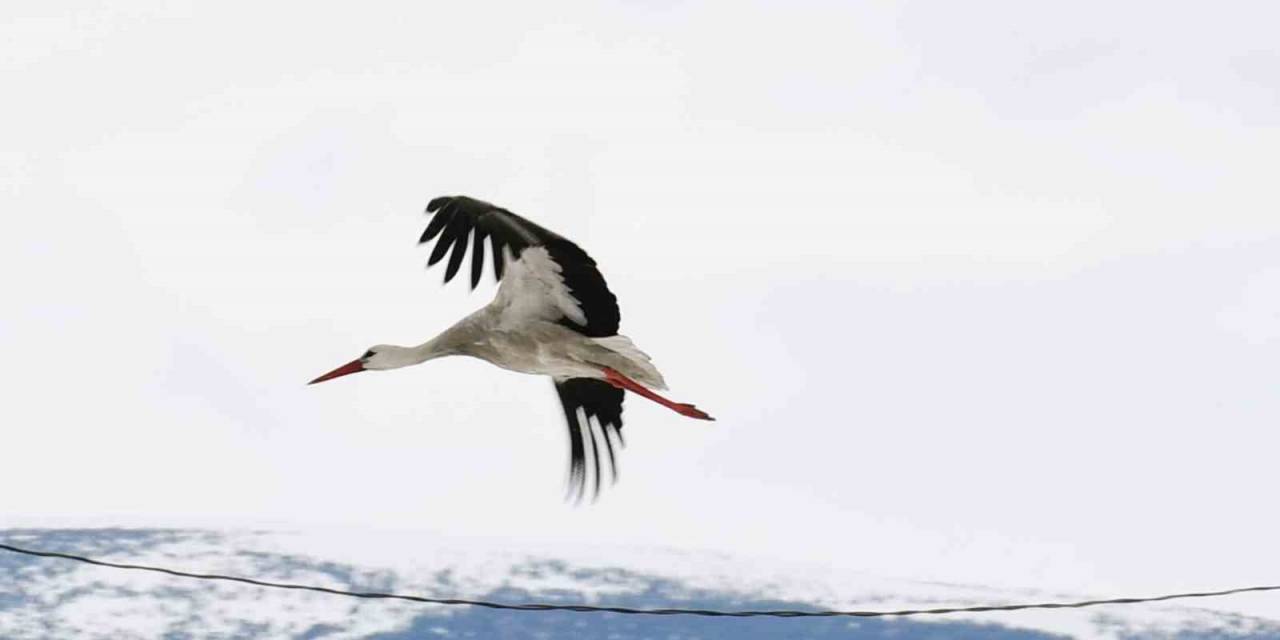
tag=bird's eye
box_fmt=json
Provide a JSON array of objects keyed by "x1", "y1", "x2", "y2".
[{"x1": 361, "y1": 349, "x2": 375, "y2": 360}]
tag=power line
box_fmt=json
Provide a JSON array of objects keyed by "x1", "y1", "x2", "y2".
[{"x1": 1, "y1": 541, "x2": 1277, "y2": 618}]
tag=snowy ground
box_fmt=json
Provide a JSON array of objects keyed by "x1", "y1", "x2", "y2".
[{"x1": 1, "y1": 529, "x2": 1277, "y2": 639}]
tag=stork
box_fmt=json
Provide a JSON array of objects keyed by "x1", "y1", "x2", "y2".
[{"x1": 308, "y1": 196, "x2": 713, "y2": 500}]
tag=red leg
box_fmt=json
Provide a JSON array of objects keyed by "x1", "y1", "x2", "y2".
[{"x1": 602, "y1": 367, "x2": 715, "y2": 421}]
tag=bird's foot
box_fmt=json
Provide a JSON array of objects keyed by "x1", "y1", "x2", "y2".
[{"x1": 672, "y1": 403, "x2": 715, "y2": 421}]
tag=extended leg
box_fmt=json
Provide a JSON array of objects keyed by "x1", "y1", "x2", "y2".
[{"x1": 602, "y1": 367, "x2": 715, "y2": 421}]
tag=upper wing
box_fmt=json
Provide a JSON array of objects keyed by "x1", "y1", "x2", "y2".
[
  {"x1": 420, "y1": 196, "x2": 620, "y2": 338},
  {"x1": 554, "y1": 377, "x2": 625, "y2": 501}
]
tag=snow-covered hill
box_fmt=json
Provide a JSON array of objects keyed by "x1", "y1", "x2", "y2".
[{"x1": 1, "y1": 529, "x2": 1276, "y2": 639}]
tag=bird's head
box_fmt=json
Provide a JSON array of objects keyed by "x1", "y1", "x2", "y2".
[{"x1": 308, "y1": 345, "x2": 419, "y2": 385}]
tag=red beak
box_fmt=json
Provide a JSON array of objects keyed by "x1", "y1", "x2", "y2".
[{"x1": 308, "y1": 358, "x2": 366, "y2": 385}]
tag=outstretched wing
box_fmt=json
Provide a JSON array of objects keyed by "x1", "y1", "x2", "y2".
[
  {"x1": 421, "y1": 196, "x2": 627, "y2": 499},
  {"x1": 554, "y1": 377, "x2": 625, "y2": 501},
  {"x1": 420, "y1": 195, "x2": 620, "y2": 338}
]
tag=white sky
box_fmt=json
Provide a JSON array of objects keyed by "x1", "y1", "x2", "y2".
[{"x1": 2, "y1": 0, "x2": 1279, "y2": 621}]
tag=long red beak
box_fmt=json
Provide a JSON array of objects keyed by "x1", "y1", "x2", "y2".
[{"x1": 308, "y1": 358, "x2": 366, "y2": 385}]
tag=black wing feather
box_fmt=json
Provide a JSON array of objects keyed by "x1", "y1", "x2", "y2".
[
  {"x1": 427, "y1": 216, "x2": 464, "y2": 266},
  {"x1": 554, "y1": 378, "x2": 625, "y2": 502},
  {"x1": 547, "y1": 239, "x2": 620, "y2": 338},
  {"x1": 595, "y1": 419, "x2": 617, "y2": 484},
  {"x1": 490, "y1": 236, "x2": 506, "y2": 280},
  {"x1": 419, "y1": 210, "x2": 451, "y2": 243},
  {"x1": 443, "y1": 228, "x2": 470, "y2": 283},
  {"x1": 469, "y1": 227, "x2": 487, "y2": 290},
  {"x1": 419, "y1": 195, "x2": 621, "y2": 337}
]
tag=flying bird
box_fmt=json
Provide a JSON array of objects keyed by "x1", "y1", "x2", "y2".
[{"x1": 309, "y1": 196, "x2": 713, "y2": 500}]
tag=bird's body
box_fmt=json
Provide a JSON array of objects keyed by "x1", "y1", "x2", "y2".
[
  {"x1": 450, "y1": 314, "x2": 667, "y2": 387},
  {"x1": 399, "y1": 303, "x2": 666, "y2": 387},
  {"x1": 309, "y1": 196, "x2": 711, "y2": 500}
]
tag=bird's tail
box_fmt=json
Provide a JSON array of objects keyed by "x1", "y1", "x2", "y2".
[{"x1": 593, "y1": 335, "x2": 668, "y2": 390}]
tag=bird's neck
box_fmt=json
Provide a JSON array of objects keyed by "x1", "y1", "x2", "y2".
[
  {"x1": 407, "y1": 338, "x2": 451, "y2": 365},
  {"x1": 405, "y1": 322, "x2": 476, "y2": 365},
  {"x1": 374, "y1": 338, "x2": 449, "y2": 370},
  {"x1": 380, "y1": 316, "x2": 482, "y2": 370}
]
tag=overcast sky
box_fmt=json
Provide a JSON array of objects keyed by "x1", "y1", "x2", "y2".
[{"x1": 3, "y1": 0, "x2": 1279, "y2": 621}]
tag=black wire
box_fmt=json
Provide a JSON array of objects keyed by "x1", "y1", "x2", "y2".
[{"x1": 2, "y1": 542, "x2": 1277, "y2": 618}]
